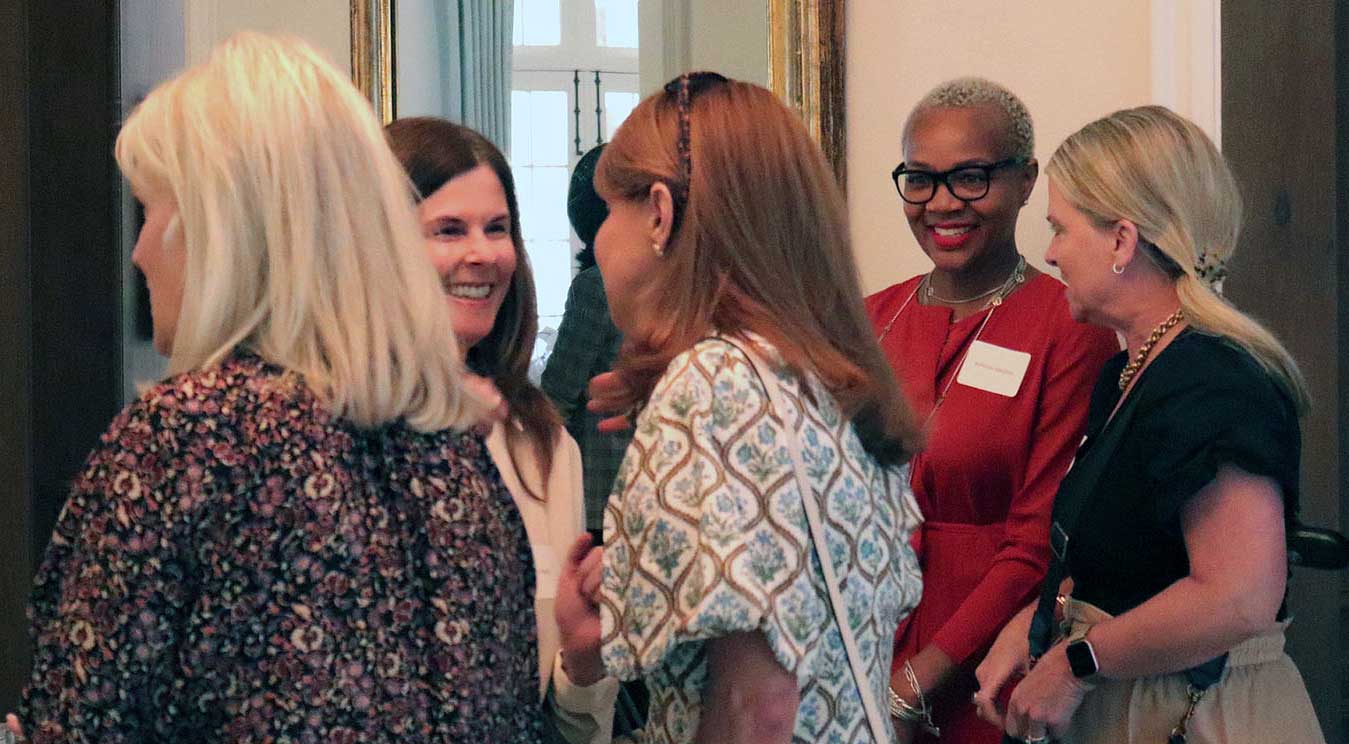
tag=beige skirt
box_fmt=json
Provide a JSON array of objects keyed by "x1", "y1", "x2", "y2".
[{"x1": 1060, "y1": 598, "x2": 1325, "y2": 744}]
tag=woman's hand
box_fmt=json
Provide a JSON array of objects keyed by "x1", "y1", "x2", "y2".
[
  {"x1": 1001, "y1": 641, "x2": 1090, "y2": 742},
  {"x1": 555, "y1": 533, "x2": 605, "y2": 686},
  {"x1": 973, "y1": 603, "x2": 1035, "y2": 729},
  {"x1": 462, "y1": 373, "x2": 508, "y2": 435},
  {"x1": 5, "y1": 713, "x2": 24, "y2": 742},
  {"x1": 586, "y1": 372, "x2": 632, "y2": 433},
  {"x1": 888, "y1": 645, "x2": 955, "y2": 741}
]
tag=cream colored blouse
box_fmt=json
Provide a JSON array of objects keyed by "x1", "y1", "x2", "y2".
[{"x1": 487, "y1": 421, "x2": 620, "y2": 744}]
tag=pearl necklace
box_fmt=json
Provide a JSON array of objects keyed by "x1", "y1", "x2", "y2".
[
  {"x1": 1117, "y1": 308, "x2": 1185, "y2": 391},
  {"x1": 921, "y1": 255, "x2": 1028, "y2": 307}
]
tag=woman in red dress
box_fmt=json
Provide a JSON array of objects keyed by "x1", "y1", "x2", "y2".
[{"x1": 865, "y1": 77, "x2": 1118, "y2": 743}]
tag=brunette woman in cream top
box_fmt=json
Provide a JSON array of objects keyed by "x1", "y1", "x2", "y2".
[{"x1": 387, "y1": 116, "x2": 620, "y2": 743}]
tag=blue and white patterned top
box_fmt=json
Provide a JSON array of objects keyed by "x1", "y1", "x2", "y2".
[{"x1": 600, "y1": 336, "x2": 924, "y2": 743}]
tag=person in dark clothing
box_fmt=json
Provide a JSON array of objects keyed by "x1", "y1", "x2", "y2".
[{"x1": 542, "y1": 145, "x2": 634, "y2": 535}]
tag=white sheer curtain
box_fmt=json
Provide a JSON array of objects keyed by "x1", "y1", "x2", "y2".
[{"x1": 396, "y1": 0, "x2": 513, "y2": 150}]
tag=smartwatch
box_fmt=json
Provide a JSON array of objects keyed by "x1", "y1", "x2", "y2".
[{"x1": 1064, "y1": 637, "x2": 1099, "y2": 680}]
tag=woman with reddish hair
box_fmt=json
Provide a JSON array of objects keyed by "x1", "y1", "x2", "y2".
[{"x1": 556, "y1": 72, "x2": 924, "y2": 744}]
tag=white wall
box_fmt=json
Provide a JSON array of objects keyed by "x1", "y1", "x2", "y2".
[
  {"x1": 120, "y1": 0, "x2": 353, "y2": 401},
  {"x1": 396, "y1": 0, "x2": 449, "y2": 118},
  {"x1": 640, "y1": 0, "x2": 768, "y2": 95},
  {"x1": 120, "y1": 0, "x2": 187, "y2": 401},
  {"x1": 688, "y1": 0, "x2": 768, "y2": 87},
  {"x1": 846, "y1": 0, "x2": 1155, "y2": 294},
  {"x1": 184, "y1": 0, "x2": 350, "y2": 67}
]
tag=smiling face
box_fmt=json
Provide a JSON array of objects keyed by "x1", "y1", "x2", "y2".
[
  {"x1": 901, "y1": 106, "x2": 1035, "y2": 276},
  {"x1": 131, "y1": 187, "x2": 187, "y2": 356},
  {"x1": 419, "y1": 164, "x2": 518, "y2": 352}
]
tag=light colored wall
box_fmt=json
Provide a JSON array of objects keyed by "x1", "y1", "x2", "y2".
[
  {"x1": 688, "y1": 0, "x2": 768, "y2": 87},
  {"x1": 396, "y1": 0, "x2": 448, "y2": 118},
  {"x1": 846, "y1": 0, "x2": 1154, "y2": 294},
  {"x1": 640, "y1": 0, "x2": 768, "y2": 95},
  {"x1": 639, "y1": 0, "x2": 685, "y2": 95},
  {"x1": 184, "y1": 0, "x2": 350, "y2": 67},
  {"x1": 121, "y1": 0, "x2": 353, "y2": 401},
  {"x1": 120, "y1": 0, "x2": 187, "y2": 400}
]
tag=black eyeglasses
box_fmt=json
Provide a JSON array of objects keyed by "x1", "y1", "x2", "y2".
[{"x1": 891, "y1": 158, "x2": 1028, "y2": 205}]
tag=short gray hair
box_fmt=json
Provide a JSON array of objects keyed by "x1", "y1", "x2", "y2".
[{"x1": 903, "y1": 77, "x2": 1035, "y2": 160}]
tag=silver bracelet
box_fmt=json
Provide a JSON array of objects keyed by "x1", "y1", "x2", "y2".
[
  {"x1": 888, "y1": 685, "x2": 925, "y2": 721},
  {"x1": 889, "y1": 661, "x2": 941, "y2": 737},
  {"x1": 903, "y1": 661, "x2": 928, "y2": 714}
]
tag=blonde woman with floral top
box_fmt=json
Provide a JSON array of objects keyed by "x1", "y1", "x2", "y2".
[{"x1": 15, "y1": 34, "x2": 542, "y2": 743}]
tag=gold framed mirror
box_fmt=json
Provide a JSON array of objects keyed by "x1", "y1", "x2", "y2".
[
  {"x1": 350, "y1": 0, "x2": 845, "y2": 180},
  {"x1": 768, "y1": 0, "x2": 846, "y2": 182},
  {"x1": 350, "y1": 0, "x2": 395, "y2": 125}
]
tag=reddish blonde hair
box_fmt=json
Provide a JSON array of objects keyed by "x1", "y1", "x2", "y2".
[{"x1": 596, "y1": 76, "x2": 918, "y2": 465}]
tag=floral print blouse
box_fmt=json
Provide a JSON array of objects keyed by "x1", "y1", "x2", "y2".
[
  {"x1": 20, "y1": 351, "x2": 543, "y2": 743},
  {"x1": 600, "y1": 336, "x2": 924, "y2": 743}
]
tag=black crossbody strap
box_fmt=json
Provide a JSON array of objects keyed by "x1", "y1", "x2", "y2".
[{"x1": 1006, "y1": 391, "x2": 1228, "y2": 744}]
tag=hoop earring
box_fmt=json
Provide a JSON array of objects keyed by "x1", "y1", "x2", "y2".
[
  {"x1": 1112, "y1": 263, "x2": 1124, "y2": 275},
  {"x1": 652, "y1": 242, "x2": 665, "y2": 258}
]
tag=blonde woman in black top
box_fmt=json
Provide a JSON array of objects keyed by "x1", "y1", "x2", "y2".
[{"x1": 973, "y1": 106, "x2": 1324, "y2": 744}]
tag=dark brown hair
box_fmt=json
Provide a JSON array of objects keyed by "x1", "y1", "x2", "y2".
[
  {"x1": 386, "y1": 116, "x2": 561, "y2": 496},
  {"x1": 596, "y1": 76, "x2": 919, "y2": 465}
]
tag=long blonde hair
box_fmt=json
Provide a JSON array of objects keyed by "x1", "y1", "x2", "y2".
[
  {"x1": 116, "y1": 32, "x2": 482, "y2": 431},
  {"x1": 596, "y1": 74, "x2": 919, "y2": 464},
  {"x1": 1048, "y1": 105, "x2": 1309, "y2": 412}
]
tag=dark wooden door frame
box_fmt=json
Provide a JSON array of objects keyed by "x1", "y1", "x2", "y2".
[
  {"x1": 0, "y1": 0, "x2": 36, "y2": 714},
  {"x1": 0, "y1": 0, "x2": 123, "y2": 712},
  {"x1": 1221, "y1": 0, "x2": 1343, "y2": 739},
  {"x1": 1338, "y1": 8, "x2": 1349, "y2": 738}
]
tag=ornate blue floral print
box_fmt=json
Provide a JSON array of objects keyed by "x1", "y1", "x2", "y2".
[{"x1": 601, "y1": 337, "x2": 924, "y2": 743}]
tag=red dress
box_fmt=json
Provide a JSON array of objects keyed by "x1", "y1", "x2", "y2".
[{"x1": 865, "y1": 273, "x2": 1118, "y2": 743}]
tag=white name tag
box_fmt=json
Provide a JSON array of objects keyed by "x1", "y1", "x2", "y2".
[
  {"x1": 956, "y1": 341, "x2": 1031, "y2": 397},
  {"x1": 533, "y1": 544, "x2": 560, "y2": 599}
]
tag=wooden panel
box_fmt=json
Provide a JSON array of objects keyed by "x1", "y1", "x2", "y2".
[
  {"x1": 1337, "y1": 3, "x2": 1349, "y2": 736},
  {"x1": 0, "y1": 0, "x2": 123, "y2": 710},
  {"x1": 1221, "y1": 0, "x2": 1341, "y2": 738},
  {"x1": 26, "y1": 0, "x2": 123, "y2": 557},
  {"x1": 0, "y1": 0, "x2": 34, "y2": 717}
]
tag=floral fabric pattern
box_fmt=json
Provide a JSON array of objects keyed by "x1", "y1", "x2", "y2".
[
  {"x1": 20, "y1": 351, "x2": 543, "y2": 744},
  {"x1": 600, "y1": 337, "x2": 924, "y2": 743}
]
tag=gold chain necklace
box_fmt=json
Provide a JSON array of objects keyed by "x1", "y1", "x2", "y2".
[{"x1": 1117, "y1": 308, "x2": 1185, "y2": 391}]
